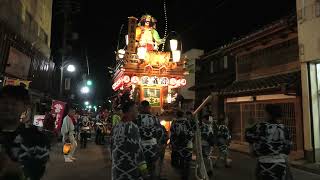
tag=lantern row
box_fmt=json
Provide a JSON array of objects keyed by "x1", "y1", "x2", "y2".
[{"x1": 112, "y1": 75, "x2": 187, "y2": 90}]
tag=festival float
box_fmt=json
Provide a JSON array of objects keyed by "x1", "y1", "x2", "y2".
[{"x1": 111, "y1": 14, "x2": 187, "y2": 127}]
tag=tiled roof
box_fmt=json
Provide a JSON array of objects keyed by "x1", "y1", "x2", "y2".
[
  {"x1": 220, "y1": 71, "x2": 300, "y2": 95},
  {"x1": 201, "y1": 15, "x2": 296, "y2": 59}
]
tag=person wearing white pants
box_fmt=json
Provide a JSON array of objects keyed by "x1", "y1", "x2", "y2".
[{"x1": 61, "y1": 108, "x2": 78, "y2": 162}]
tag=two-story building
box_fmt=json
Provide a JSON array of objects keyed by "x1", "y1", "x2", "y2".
[
  {"x1": 192, "y1": 48, "x2": 236, "y2": 119},
  {"x1": 180, "y1": 49, "x2": 204, "y2": 111},
  {"x1": 218, "y1": 16, "x2": 303, "y2": 159},
  {"x1": 0, "y1": 0, "x2": 55, "y2": 112},
  {"x1": 296, "y1": 0, "x2": 320, "y2": 162}
]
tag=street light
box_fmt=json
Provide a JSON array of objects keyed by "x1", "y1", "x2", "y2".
[
  {"x1": 67, "y1": 64, "x2": 76, "y2": 72},
  {"x1": 80, "y1": 86, "x2": 90, "y2": 94},
  {"x1": 60, "y1": 62, "x2": 76, "y2": 98},
  {"x1": 84, "y1": 101, "x2": 89, "y2": 106}
]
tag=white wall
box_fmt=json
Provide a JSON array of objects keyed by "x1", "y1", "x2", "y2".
[
  {"x1": 297, "y1": 0, "x2": 320, "y2": 62},
  {"x1": 181, "y1": 49, "x2": 204, "y2": 102},
  {"x1": 296, "y1": 0, "x2": 320, "y2": 162}
]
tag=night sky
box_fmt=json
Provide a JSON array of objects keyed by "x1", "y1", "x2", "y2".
[{"x1": 51, "y1": 0, "x2": 296, "y2": 102}]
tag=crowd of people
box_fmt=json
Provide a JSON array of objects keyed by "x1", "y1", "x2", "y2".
[{"x1": 0, "y1": 85, "x2": 293, "y2": 180}]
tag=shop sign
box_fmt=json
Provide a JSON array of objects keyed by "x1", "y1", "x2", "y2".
[{"x1": 4, "y1": 77, "x2": 31, "y2": 89}]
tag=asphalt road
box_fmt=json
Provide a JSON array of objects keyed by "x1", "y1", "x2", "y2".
[{"x1": 42, "y1": 141, "x2": 320, "y2": 180}]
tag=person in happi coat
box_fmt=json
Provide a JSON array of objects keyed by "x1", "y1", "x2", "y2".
[
  {"x1": 135, "y1": 100, "x2": 163, "y2": 179},
  {"x1": 215, "y1": 114, "x2": 232, "y2": 168},
  {"x1": 0, "y1": 85, "x2": 50, "y2": 180},
  {"x1": 79, "y1": 115, "x2": 91, "y2": 148},
  {"x1": 111, "y1": 101, "x2": 147, "y2": 180},
  {"x1": 170, "y1": 110, "x2": 194, "y2": 180},
  {"x1": 245, "y1": 104, "x2": 292, "y2": 180},
  {"x1": 200, "y1": 114, "x2": 215, "y2": 175}
]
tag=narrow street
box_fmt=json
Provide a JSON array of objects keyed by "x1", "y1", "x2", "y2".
[
  {"x1": 42, "y1": 141, "x2": 320, "y2": 180},
  {"x1": 42, "y1": 141, "x2": 110, "y2": 180}
]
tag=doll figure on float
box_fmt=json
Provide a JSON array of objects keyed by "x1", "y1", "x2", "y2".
[{"x1": 136, "y1": 14, "x2": 164, "y2": 51}]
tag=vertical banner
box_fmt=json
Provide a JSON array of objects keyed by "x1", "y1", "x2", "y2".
[
  {"x1": 127, "y1": 16, "x2": 138, "y2": 53},
  {"x1": 33, "y1": 115, "x2": 45, "y2": 127},
  {"x1": 51, "y1": 100, "x2": 66, "y2": 132}
]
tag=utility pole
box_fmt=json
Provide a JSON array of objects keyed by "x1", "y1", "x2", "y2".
[
  {"x1": 57, "y1": 0, "x2": 80, "y2": 99},
  {"x1": 59, "y1": 0, "x2": 70, "y2": 98},
  {"x1": 85, "y1": 48, "x2": 90, "y2": 75}
]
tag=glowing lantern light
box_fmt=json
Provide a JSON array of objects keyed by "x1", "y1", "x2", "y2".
[
  {"x1": 167, "y1": 94, "x2": 172, "y2": 103},
  {"x1": 137, "y1": 47, "x2": 147, "y2": 59},
  {"x1": 172, "y1": 50, "x2": 181, "y2": 62},
  {"x1": 180, "y1": 79, "x2": 187, "y2": 86},
  {"x1": 160, "y1": 120, "x2": 166, "y2": 126},
  {"x1": 118, "y1": 49, "x2": 125, "y2": 59},
  {"x1": 123, "y1": 75, "x2": 130, "y2": 83},
  {"x1": 170, "y1": 78, "x2": 177, "y2": 86},
  {"x1": 170, "y1": 39, "x2": 178, "y2": 51},
  {"x1": 131, "y1": 76, "x2": 139, "y2": 84},
  {"x1": 125, "y1": 35, "x2": 129, "y2": 45}
]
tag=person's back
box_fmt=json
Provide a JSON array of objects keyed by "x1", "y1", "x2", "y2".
[
  {"x1": 170, "y1": 111, "x2": 194, "y2": 180},
  {"x1": 246, "y1": 122, "x2": 291, "y2": 157},
  {"x1": 200, "y1": 118, "x2": 214, "y2": 145},
  {"x1": 112, "y1": 113, "x2": 121, "y2": 127},
  {"x1": 111, "y1": 101, "x2": 147, "y2": 180},
  {"x1": 245, "y1": 104, "x2": 291, "y2": 180},
  {"x1": 170, "y1": 117, "x2": 193, "y2": 148},
  {"x1": 200, "y1": 115, "x2": 215, "y2": 174},
  {"x1": 112, "y1": 121, "x2": 145, "y2": 179},
  {"x1": 136, "y1": 100, "x2": 163, "y2": 179}
]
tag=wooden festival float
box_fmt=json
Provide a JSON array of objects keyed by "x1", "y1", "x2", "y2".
[{"x1": 112, "y1": 15, "x2": 187, "y2": 129}]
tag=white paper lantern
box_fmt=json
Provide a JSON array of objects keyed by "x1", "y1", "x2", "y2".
[
  {"x1": 170, "y1": 39, "x2": 178, "y2": 51},
  {"x1": 137, "y1": 47, "x2": 147, "y2": 59},
  {"x1": 172, "y1": 50, "x2": 181, "y2": 62}
]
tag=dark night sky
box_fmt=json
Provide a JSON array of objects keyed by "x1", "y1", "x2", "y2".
[{"x1": 52, "y1": 0, "x2": 296, "y2": 102}]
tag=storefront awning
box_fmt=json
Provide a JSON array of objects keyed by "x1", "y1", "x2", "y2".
[{"x1": 220, "y1": 71, "x2": 300, "y2": 96}]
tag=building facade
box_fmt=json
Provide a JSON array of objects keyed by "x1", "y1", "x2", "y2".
[
  {"x1": 180, "y1": 49, "x2": 204, "y2": 111},
  {"x1": 296, "y1": 0, "x2": 320, "y2": 162},
  {"x1": 219, "y1": 16, "x2": 303, "y2": 159},
  {"x1": 0, "y1": 0, "x2": 54, "y2": 112},
  {"x1": 193, "y1": 48, "x2": 236, "y2": 119}
]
